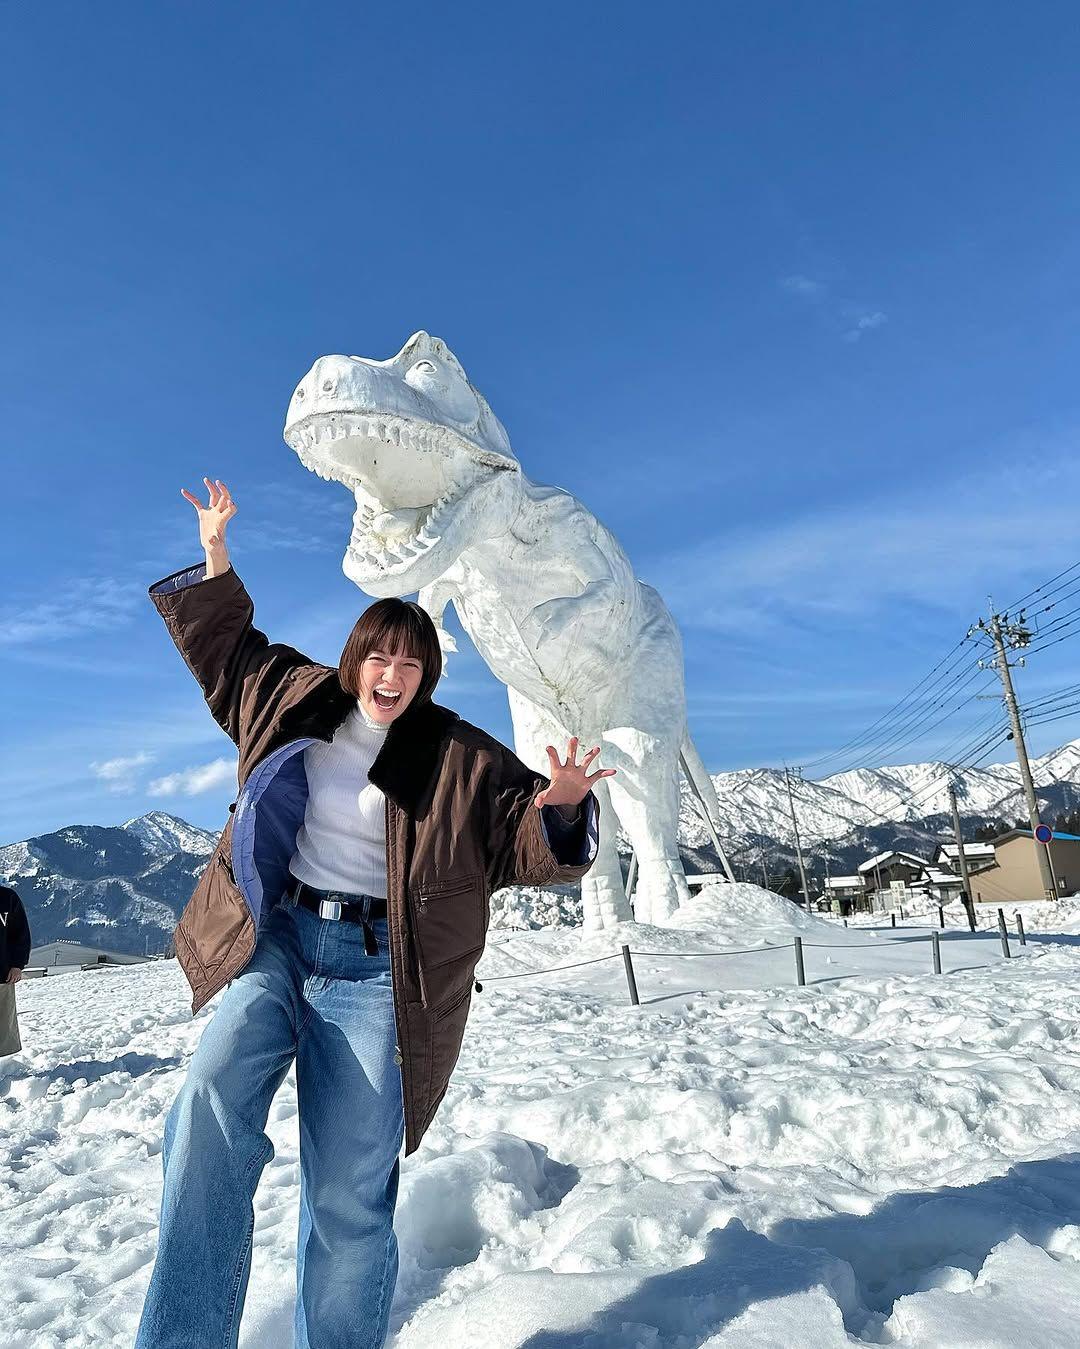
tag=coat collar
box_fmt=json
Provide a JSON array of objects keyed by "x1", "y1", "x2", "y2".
[{"x1": 284, "y1": 666, "x2": 459, "y2": 815}]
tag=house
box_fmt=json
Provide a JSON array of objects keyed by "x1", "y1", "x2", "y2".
[
  {"x1": 968, "y1": 830, "x2": 1080, "y2": 904},
  {"x1": 923, "y1": 866, "x2": 965, "y2": 904},
  {"x1": 857, "y1": 850, "x2": 929, "y2": 905},
  {"x1": 822, "y1": 875, "x2": 866, "y2": 915},
  {"x1": 931, "y1": 841, "x2": 997, "y2": 874}
]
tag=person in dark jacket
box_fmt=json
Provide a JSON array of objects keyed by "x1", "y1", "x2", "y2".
[
  {"x1": 0, "y1": 885, "x2": 32, "y2": 1056},
  {"x1": 135, "y1": 479, "x2": 611, "y2": 1349}
]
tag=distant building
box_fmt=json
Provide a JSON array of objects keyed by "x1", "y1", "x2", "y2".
[
  {"x1": 931, "y1": 841, "x2": 997, "y2": 874},
  {"x1": 857, "y1": 851, "x2": 929, "y2": 906},
  {"x1": 27, "y1": 941, "x2": 150, "y2": 977},
  {"x1": 822, "y1": 875, "x2": 866, "y2": 914},
  {"x1": 968, "y1": 830, "x2": 1080, "y2": 904}
]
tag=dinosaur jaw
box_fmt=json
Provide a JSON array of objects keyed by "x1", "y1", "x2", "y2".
[{"x1": 286, "y1": 410, "x2": 500, "y2": 592}]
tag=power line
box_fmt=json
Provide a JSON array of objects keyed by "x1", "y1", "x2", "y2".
[
  {"x1": 1006, "y1": 559, "x2": 1080, "y2": 615},
  {"x1": 797, "y1": 636, "x2": 975, "y2": 771}
]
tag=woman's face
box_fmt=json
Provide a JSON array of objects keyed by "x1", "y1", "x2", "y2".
[{"x1": 358, "y1": 647, "x2": 425, "y2": 724}]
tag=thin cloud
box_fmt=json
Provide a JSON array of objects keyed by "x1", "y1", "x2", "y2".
[
  {"x1": 779, "y1": 273, "x2": 888, "y2": 343},
  {"x1": 651, "y1": 452, "x2": 1080, "y2": 636},
  {"x1": 0, "y1": 578, "x2": 144, "y2": 647},
  {"x1": 844, "y1": 310, "x2": 888, "y2": 342},
  {"x1": 780, "y1": 274, "x2": 828, "y2": 299},
  {"x1": 90, "y1": 751, "x2": 156, "y2": 793},
  {"x1": 148, "y1": 757, "x2": 236, "y2": 797}
]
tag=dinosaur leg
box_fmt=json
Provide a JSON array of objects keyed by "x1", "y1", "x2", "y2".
[
  {"x1": 505, "y1": 686, "x2": 631, "y2": 930},
  {"x1": 579, "y1": 771, "x2": 633, "y2": 932},
  {"x1": 600, "y1": 727, "x2": 690, "y2": 926}
]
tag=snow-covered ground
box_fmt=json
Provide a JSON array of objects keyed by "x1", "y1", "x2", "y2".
[{"x1": 4, "y1": 882, "x2": 1080, "y2": 1347}]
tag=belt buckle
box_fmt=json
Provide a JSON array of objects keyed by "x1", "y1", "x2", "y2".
[{"x1": 318, "y1": 898, "x2": 343, "y2": 921}]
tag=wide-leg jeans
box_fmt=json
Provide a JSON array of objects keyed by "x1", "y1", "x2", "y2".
[{"x1": 135, "y1": 894, "x2": 405, "y2": 1349}]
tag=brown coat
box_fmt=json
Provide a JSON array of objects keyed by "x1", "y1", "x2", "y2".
[{"x1": 149, "y1": 563, "x2": 599, "y2": 1156}]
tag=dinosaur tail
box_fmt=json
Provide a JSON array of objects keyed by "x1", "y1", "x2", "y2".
[{"x1": 679, "y1": 731, "x2": 737, "y2": 882}]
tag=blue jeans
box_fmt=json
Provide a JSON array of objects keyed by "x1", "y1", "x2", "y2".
[{"x1": 135, "y1": 894, "x2": 405, "y2": 1349}]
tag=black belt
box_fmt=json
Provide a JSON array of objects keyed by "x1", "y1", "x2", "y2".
[{"x1": 287, "y1": 879, "x2": 387, "y2": 955}]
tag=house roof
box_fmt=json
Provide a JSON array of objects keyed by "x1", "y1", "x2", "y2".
[
  {"x1": 992, "y1": 829, "x2": 1080, "y2": 845},
  {"x1": 935, "y1": 841, "x2": 996, "y2": 861},
  {"x1": 857, "y1": 850, "x2": 928, "y2": 874}
]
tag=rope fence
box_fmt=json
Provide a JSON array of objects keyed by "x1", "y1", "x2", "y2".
[{"x1": 474, "y1": 906, "x2": 1033, "y2": 1005}]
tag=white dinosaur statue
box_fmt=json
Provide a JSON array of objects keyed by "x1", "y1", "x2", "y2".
[{"x1": 282, "y1": 332, "x2": 733, "y2": 930}]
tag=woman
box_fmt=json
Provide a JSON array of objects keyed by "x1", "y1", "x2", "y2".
[
  {"x1": 0, "y1": 884, "x2": 31, "y2": 1056},
  {"x1": 136, "y1": 479, "x2": 611, "y2": 1349}
]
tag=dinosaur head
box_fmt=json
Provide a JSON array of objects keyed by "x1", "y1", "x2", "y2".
[{"x1": 283, "y1": 332, "x2": 520, "y2": 595}]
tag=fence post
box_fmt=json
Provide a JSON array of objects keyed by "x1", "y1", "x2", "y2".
[
  {"x1": 794, "y1": 936, "x2": 806, "y2": 987},
  {"x1": 996, "y1": 908, "x2": 1011, "y2": 959},
  {"x1": 890, "y1": 913, "x2": 896, "y2": 928},
  {"x1": 932, "y1": 930, "x2": 942, "y2": 975},
  {"x1": 1014, "y1": 911, "x2": 1027, "y2": 946},
  {"x1": 621, "y1": 944, "x2": 640, "y2": 1005},
  {"x1": 938, "y1": 905, "x2": 945, "y2": 929}
]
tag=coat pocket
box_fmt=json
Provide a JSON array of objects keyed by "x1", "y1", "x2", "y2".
[
  {"x1": 179, "y1": 848, "x2": 252, "y2": 976},
  {"x1": 409, "y1": 871, "x2": 485, "y2": 1008}
]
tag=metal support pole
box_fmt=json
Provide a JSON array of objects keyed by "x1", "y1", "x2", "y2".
[
  {"x1": 996, "y1": 908, "x2": 1011, "y2": 959},
  {"x1": 938, "y1": 905, "x2": 945, "y2": 929},
  {"x1": 621, "y1": 944, "x2": 639, "y2": 1005},
  {"x1": 932, "y1": 930, "x2": 942, "y2": 975},
  {"x1": 1015, "y1": 911, "x2": 1027, "y2": 946},
  {"x1": 625, "y1": 851, "x2": 638, "y2": 902},
  {"x1": 794, "y1": 936, "x2": 806, "y2": 987},
  {"x1": 890, "y1": 913, "x2": 896, "y2": 928},
  {"x1": 679, "y1": 749, "x2": 736, "y2": 882}
]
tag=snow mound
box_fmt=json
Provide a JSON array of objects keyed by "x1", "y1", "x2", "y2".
[{"x1": 670, "y1": 881, "x2": 837, "y2": 943}]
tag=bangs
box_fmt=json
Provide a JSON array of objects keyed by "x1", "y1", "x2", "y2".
[
  {"x1": 338, "y1": 597, "x2": 443, "y2": 708},
  {"x1": 363, "y1": 610, "x2": 428, "y2": 664}
]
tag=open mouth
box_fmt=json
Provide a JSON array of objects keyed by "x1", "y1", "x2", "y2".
[
  {"x1": 373, "y1": 688, "x2": 402, "y2": 709},
  {"x1": 285, "y1": 412, "x2": 471, "y2": 576}
]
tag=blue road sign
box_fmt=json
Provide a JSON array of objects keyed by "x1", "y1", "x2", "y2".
[{"x1": 1035, "y1": 824, "x2": 1054, "y2": 844}]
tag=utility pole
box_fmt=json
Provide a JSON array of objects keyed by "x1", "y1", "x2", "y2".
[
  {"x1": 759, "y1": 848, "x2": 770, "y2": 891},
  {"x1": 970, "y1": 605, "x2": 1056, "y2": 902},
  {"x1": 947, "y1": 780, "x2": 978, "y2": 931},
  {"x1": 784, "y1": 766, "x2": 812, "y2": 908}
]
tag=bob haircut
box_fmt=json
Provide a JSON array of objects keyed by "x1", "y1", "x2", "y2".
[{"x1": 338, "y1": 597, "x2": 443, "y2": 710}]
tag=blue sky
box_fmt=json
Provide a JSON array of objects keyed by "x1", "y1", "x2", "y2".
[{"x1": 5, "y1": 2, "x2": 1080, "y2": 840}]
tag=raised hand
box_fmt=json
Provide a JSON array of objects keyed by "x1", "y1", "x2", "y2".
[
  {"x1": 180, "y1": 478, "x2": 237, "y2": 575},
  {"x1": 534, "y1": 737, "x2": 616, "y2": 810}
]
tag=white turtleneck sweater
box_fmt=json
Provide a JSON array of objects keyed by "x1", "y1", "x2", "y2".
[
  {"x1": 288, "y1": 699, "x2": 391, "y2": 896},
  {"x1": 287, "y1": 698, "x2": 594, "y2": 898}
]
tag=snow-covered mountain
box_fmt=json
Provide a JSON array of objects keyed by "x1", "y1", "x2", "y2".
[
  {"x1": 0, "y1": 812, "x2": 217, "y2": 955},
  {"x1": 6, "y1": 740, "x2": 1080, "y2": 951},
  {"x1": 692, "y1": 739, "x2": 1080, "y2": 855}
]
